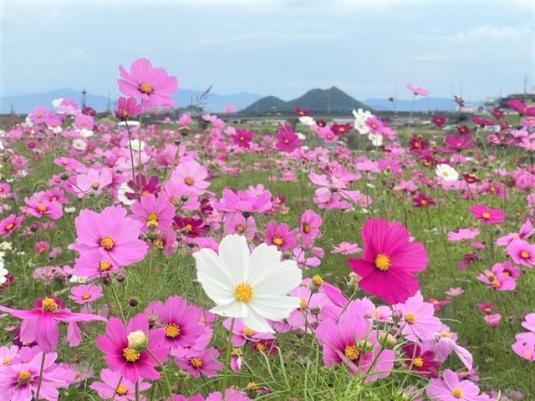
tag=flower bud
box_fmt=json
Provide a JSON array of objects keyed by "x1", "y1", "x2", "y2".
[{"x1": 127, "y1": 330, "x2": 148, "y2": 351}]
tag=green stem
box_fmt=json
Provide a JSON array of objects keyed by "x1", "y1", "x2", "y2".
[
  {"x1": 135, "y1": 382, "x2": 140, "y2": 401},
  {"x1": 109, "y1": 280, "x2": 126, "y2": 322},
  {"x1": 34, "y1": 352, "x2": 46, "y2": 401},
  {"x1": 222, "y1": 318, "x2": 235, "y2": 390},
  {"x1": 146, "y1": 349, "x2": 173, "y2": 398}
]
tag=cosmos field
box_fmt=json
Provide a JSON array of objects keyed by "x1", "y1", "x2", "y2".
[{"x1": 0, "y1": 57, "x2": 534, "y2": 401}]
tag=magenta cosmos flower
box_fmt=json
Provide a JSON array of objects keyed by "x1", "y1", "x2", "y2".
[
  {"x1": 0, "y1": 214, "x2": 24, "y2": 236},
  {"x1": 144, "y1": 295, "x2": 206, "y2": 350},
  {"x1": 275, "y1": 123, "x2": 302, "y2": 153},
  {"x1": 264, "y1": 221, "x2": 297, "y2": 251},
  {"x1": 90, "y1": 368, "x2": 151, "y2": 401},
  {"x1": 172, "y1": 347, "x2": 223, "y2": 378},
  {"x1": 118, "y1": 57, "x2": 177, "y2": 109},
  {"x1": 130, "y1": 194, "x2": 175, "y2": 233},
  {"x1": 231, "y1": 128, "x2": 253, "y2": 148},
  {"x1": 426, "y1": 369, "x2": 487, "y2": 401},
  {"x1": 347, "y1": 218, "x2": 428, "y2": 304},
  {"x1": 469, "y1": 204, "x2": 505, "y2": 224},
  {"x1": 95, "y1": 314, "x2": 169, "y2": 382},
  {"x1": 74, "y1": 205, "x2": 148, "y2": 267},
  {"x1": 0, "y1": 296, "x2": 105, "y2": 351},
  {"x1": 0, "y1": 351, "x2": 73, "y2": 401}
]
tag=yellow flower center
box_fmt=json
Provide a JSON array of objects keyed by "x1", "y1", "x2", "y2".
[
  {"x1": 405, "y1": 312, "x2": 416, "y2": 324},
  {"x1": 184, "y1": 176, "x2": 194, "y2": 186},
  {"x1": 451, "y1": 387, "x2": 464, "y2": 398},
  {"x1": 302, "y1": 223, "x2": 311, "y2": 233},
  {"x1": 122, "y1": 347, "x2": 141, "y2": 362},
  {"x1": 17, "y1": 370, "x2": 32, "y2": 384},
  {"x1": 190, "y1": 357, "x2": 203, "y2": 368},
  {"x1": 344, "y1": 345, "x2": 360, "y2": 361},
  {"x1": 138, "y1": 82, "x2": 154, "y2": 94},
  {"x1": 520, "y1": 250, "x2": 530, "y2": 259},
  {"x1": 374, "y1": 253, "x2": 391, "y2": 271},
  {"x1": 246, "y1": 381, "x2": 258, "y2": 391},
  {"x1": 481, "y1": 212, "x2": 491, "y2": 219},
  {"x1": 412, "y1": 357, "x2": 424, "y2": 367},
  {"x1": 242, "y1": 327, "x2": 254, "y2": 336},
  {"x1": 234, "y1": 282, "x2": 254, "y2": 303},
  {"x1": 299, "y1": 298, "x2": 307, "y2": 310},
  {"x1": 235, "y1": 224, "x2": 245, "y2": 233},
  {"x1": 184, "y1": 224, "x2": 193, "y2": 232},
  {"x1": 272, "y1": 236, "x2": 284, "y2": 246},
  {"x1": 99, "y1": 260, "x2": 112, "y2": 271},
  {"x1": 312, "y1": 274, "x2": 323, "y2": 286},
  {"x1": 37, "y1": 204, "x2": 47, "y2": 213},
  {"x1": 81, "y1": 293, "x2": 91, "y2": 300},
  {"x1": 164, "y1": 323, "x2": 181, "y2": 338},
  {"x1": 5, "y1": 223, "x2": 14, "y2": 231},
  {"x1": 116, "y1": 384, "x2": 128, "y2": 395},
  {"x1": 1, "y1": 356, "x2": 10, "y2": 365},
  {"x1": 100, "y1": 236, "x2": 114, "y2": 250},
  {"x1": 91, "y1": 181, "x2": 99, "y2": 189},
  {"x1": 147, "y1": 212, "x2": 159, "y2": 228},
  {"x1": 41, "y1": 297, "x2": 59, "y2": 312},
  {"x1": 255, "y1": 342, "x2": 266, "y2": 352}
]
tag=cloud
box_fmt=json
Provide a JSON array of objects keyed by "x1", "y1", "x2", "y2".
[{"x1": 420, "y1": 25, "x2": 535, "y2": 43}]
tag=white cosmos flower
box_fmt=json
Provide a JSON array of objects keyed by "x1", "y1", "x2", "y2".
[
  {"x1": 299, "y1": 116, "x2": 315, "y2": 126},
  {"x1": 117, "y1": 182, "x2": 135, "y2": 206},
  {"x1": 129, "y1": 139, "x2": 145, "y2": 152},
  {"x1": 352, "y1": 108, "x2": 373, "y2": 135},
  {"x1": 72, "y1": 139, "x2": 87, "y2": 151},
  {"x1": 79, "y1": 128, "x2": 94, "y2": 138},
  {"x1": 368, "y1": 133, "x2": 383, "y2": 147},
  {"x1": 0, "y1": 266, "x2": 9, "y2": 285},
  {"x1": 435, "y1": 164, "x2": 459, "y2": 182},
  {"x1": 193, "y1": 234, "x2": 302, "y2": 333}
]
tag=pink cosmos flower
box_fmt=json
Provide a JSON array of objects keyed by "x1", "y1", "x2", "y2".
[
  {"x1": 170, "y1": 160, "x2": 210, "y2": 196},
  {"x1": 506, "y1": 239, "x2": 535, "y2": 267},
  {"x1": 223, "y1": 213, "x2": 256, "y2": 240},
  {"x1": 315, "y1": 314, "x2": 395, "y2": 382},
  {"x1": 75, "y1": 168, "x2": 113, "y2": 196},
  {"x1": 0, "y1": 296, "x2": 105, "y2": 351},
  {"x1": 130, "y1": 194, "x2": 175, "y2": 233},
  {"x1": 215, "y1": 187, "x2": 272, "y2": 214},
  {"x1": 447, "y1": 228, "x2": 480, "y2": 242},
  {"x1": 469, "y1": 204, "x2": 505, "y2": 224},
  {"x1": 21, "y1": 196, "x2": 63, "y2": 220},
  {"x1": 144, "y1": 296, "x2": 206, "y2": 350},
  {"x1": 95, "y1": 314, "x2": 169, "y2": 382},
  {"x1": 118, "y1": 57, "x2": 178, "y2": 109},
  {"x1": 347, "y1": 218, "x2": 428, "y2": 304},
  {"x1": 74, "y1": 205, "x2": 148, "y2": 267},
  {"x1": 275, "y1": 123, "x2": 302, "y2": 153},
  {"x1": 115, "y1": 97, "x2": 142, "y2": 120},
  {"x1": 402, "y1": 343, "x2": 440, "y2": 378},
  {"x1": 73, "y1": 252, "x2": 121, "y2": 278},
  {"x1": 172, "y1": 347, "x2": 223, "y2": 378},
  {"x1": 445, "y1": 287, "x2": 464, "y2": 297},
  {"x1": 512, "y1": 336, "x2": 535, "y2": 361},
  {"x1": 426, "y1": 369, "x2": 487, "y2": 401},
  {"x1": 477, "y1": 261, "x2": 519, "y2": 291},
  {"x1": 287, "y1": 286, "x2": 329, "y2": 331},
  {"x1": 406, "y1": 83, "x2": 429, "y2": 97},
  {"x1": 90, "y1": 368, "x2": 151, "y2": 401},
  {"x1": 264, "y1": 221, "x2": 297, "y2": 250},
  {"x1": 365, "y1": 116, "x2": 384, "y2": 134},
  {"x1": 332, "y1": 241, "x2": 361, "y2": 255},
  {"x1": 484, "y1": 313, "x2": 502, "y2": 326},
  {"x1": 299, "y1": 209, "x2": 322, "y2": 247},
  {"x1": 521, "y1": 313, "x2": 535, "y2": 332},
  {"x1": 0, "y1": 351, "x2": 74, "y2": 401},
  {"x1": 69, "y1": 284, "x2": 103, "y2": 304},
  {"x1": 395, "y1": 291, "x2": 442, "y2": 342},
  {"x1": 222, "y1": 318, "x2": 274, "y2": 347},
  {"x1": 0, "y1": 214, "x2": 24, "y2": 236},
  {"x1": 205, "y1": 389, "x2": 251, "y2": 401}
]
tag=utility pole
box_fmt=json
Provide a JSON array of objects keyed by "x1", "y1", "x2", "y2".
[
  {"x1": 524, "y1": 76, "x2": 528, "y2": 95},
  {"x1": 81, "y1": 89, "x2": 87, "y2": 108}
]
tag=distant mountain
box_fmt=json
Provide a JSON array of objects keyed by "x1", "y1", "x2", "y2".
[
  {"x1": 242, "y1": 87, "x2": 370, "y2": 113},
  {"x1": 363, "y1": 97, "x2": 458, "y2": 112},
  {"x1": 0, "y1": 89, "x2": 262, "y2": 114}
]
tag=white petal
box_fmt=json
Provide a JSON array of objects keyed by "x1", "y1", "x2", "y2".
[
  {"x1": 194, "y1": 248, "x2": 235, "y2": 288},
  {"x1": 198, "y1": 272, "x2": 234, "y2": 305},
  {"x1": 251, "y1": 295, "x2": 300, "y2": 320},
  {"x1": 253, "y1": 260, "x2": 302, "y2": 295},
  {"x1": 219, "y1": 234, "x2": 251, "y2": 282},
  {"x1": 210, "y1": 302, "x2": 248, "y2": 318},
  {"x1": 242, "y1": 309, "x2": 274, "y2": 333},
  {"x1": 248, "y1": 243, "x2": 281, "y2": 283}
]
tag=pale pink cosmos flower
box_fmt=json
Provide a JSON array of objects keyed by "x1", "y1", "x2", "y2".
[
  {"x1": 69, "y1": 284, "x2": 103, "y2": 304},
  {"x1": 445, "y1": 287, "x2": 464, "y2": 297},
  {"x1": 170, "y1": 160, "x2": 210, "y2": 196},
  {"x1": 90, "y1": 368, "x2": 151, "y2": 401},
  {"x1": 447, "y1": 228, "x2": 480, "y2": 242},
  {"x1": 130, "y1": 193, "x2": 175, "y2": 233},
  {"x1": 484, "y1": 313, "x2": 502, "y2": 326},
  {"x1": 394, "y1": 291, "x2": 442, "y2": 342},
  {"x1": 75, "y1": 168, "x2": 113, "y2": 196},
  {"x1": 406, "y1": 83, "x2": 429, "y2": 97},
  {"x1": 118, "y1": 57, "x2": 177, "y2": 109},
  {"x1": 496, "y1": 219, "x2": 534, "y2": 247},
  {"x1": 332, "y1": 242, "x2": 361, "y2": 255},
  {"x1": 506, "y1": 239, "x2": 535, "y2": 267},
  {"x1": 426, "y1": 369, "x2": 487, "y2": 401},
  {"x1": 172, "y1": 347, "x2": 223, "y2": 378}
]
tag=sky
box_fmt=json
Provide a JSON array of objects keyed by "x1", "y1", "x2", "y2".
[{"x1": 0, "y1": 0, "x2": 534, "y2": 101}]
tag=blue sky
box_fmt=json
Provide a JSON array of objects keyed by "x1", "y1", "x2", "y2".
[{"x1": 0, "y1": 0, "x2": 534, "y2": 101}]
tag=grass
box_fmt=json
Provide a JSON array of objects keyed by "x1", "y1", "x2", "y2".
[{"x1": 0, "y1": 119, "x2": 533, "y2": 400}]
